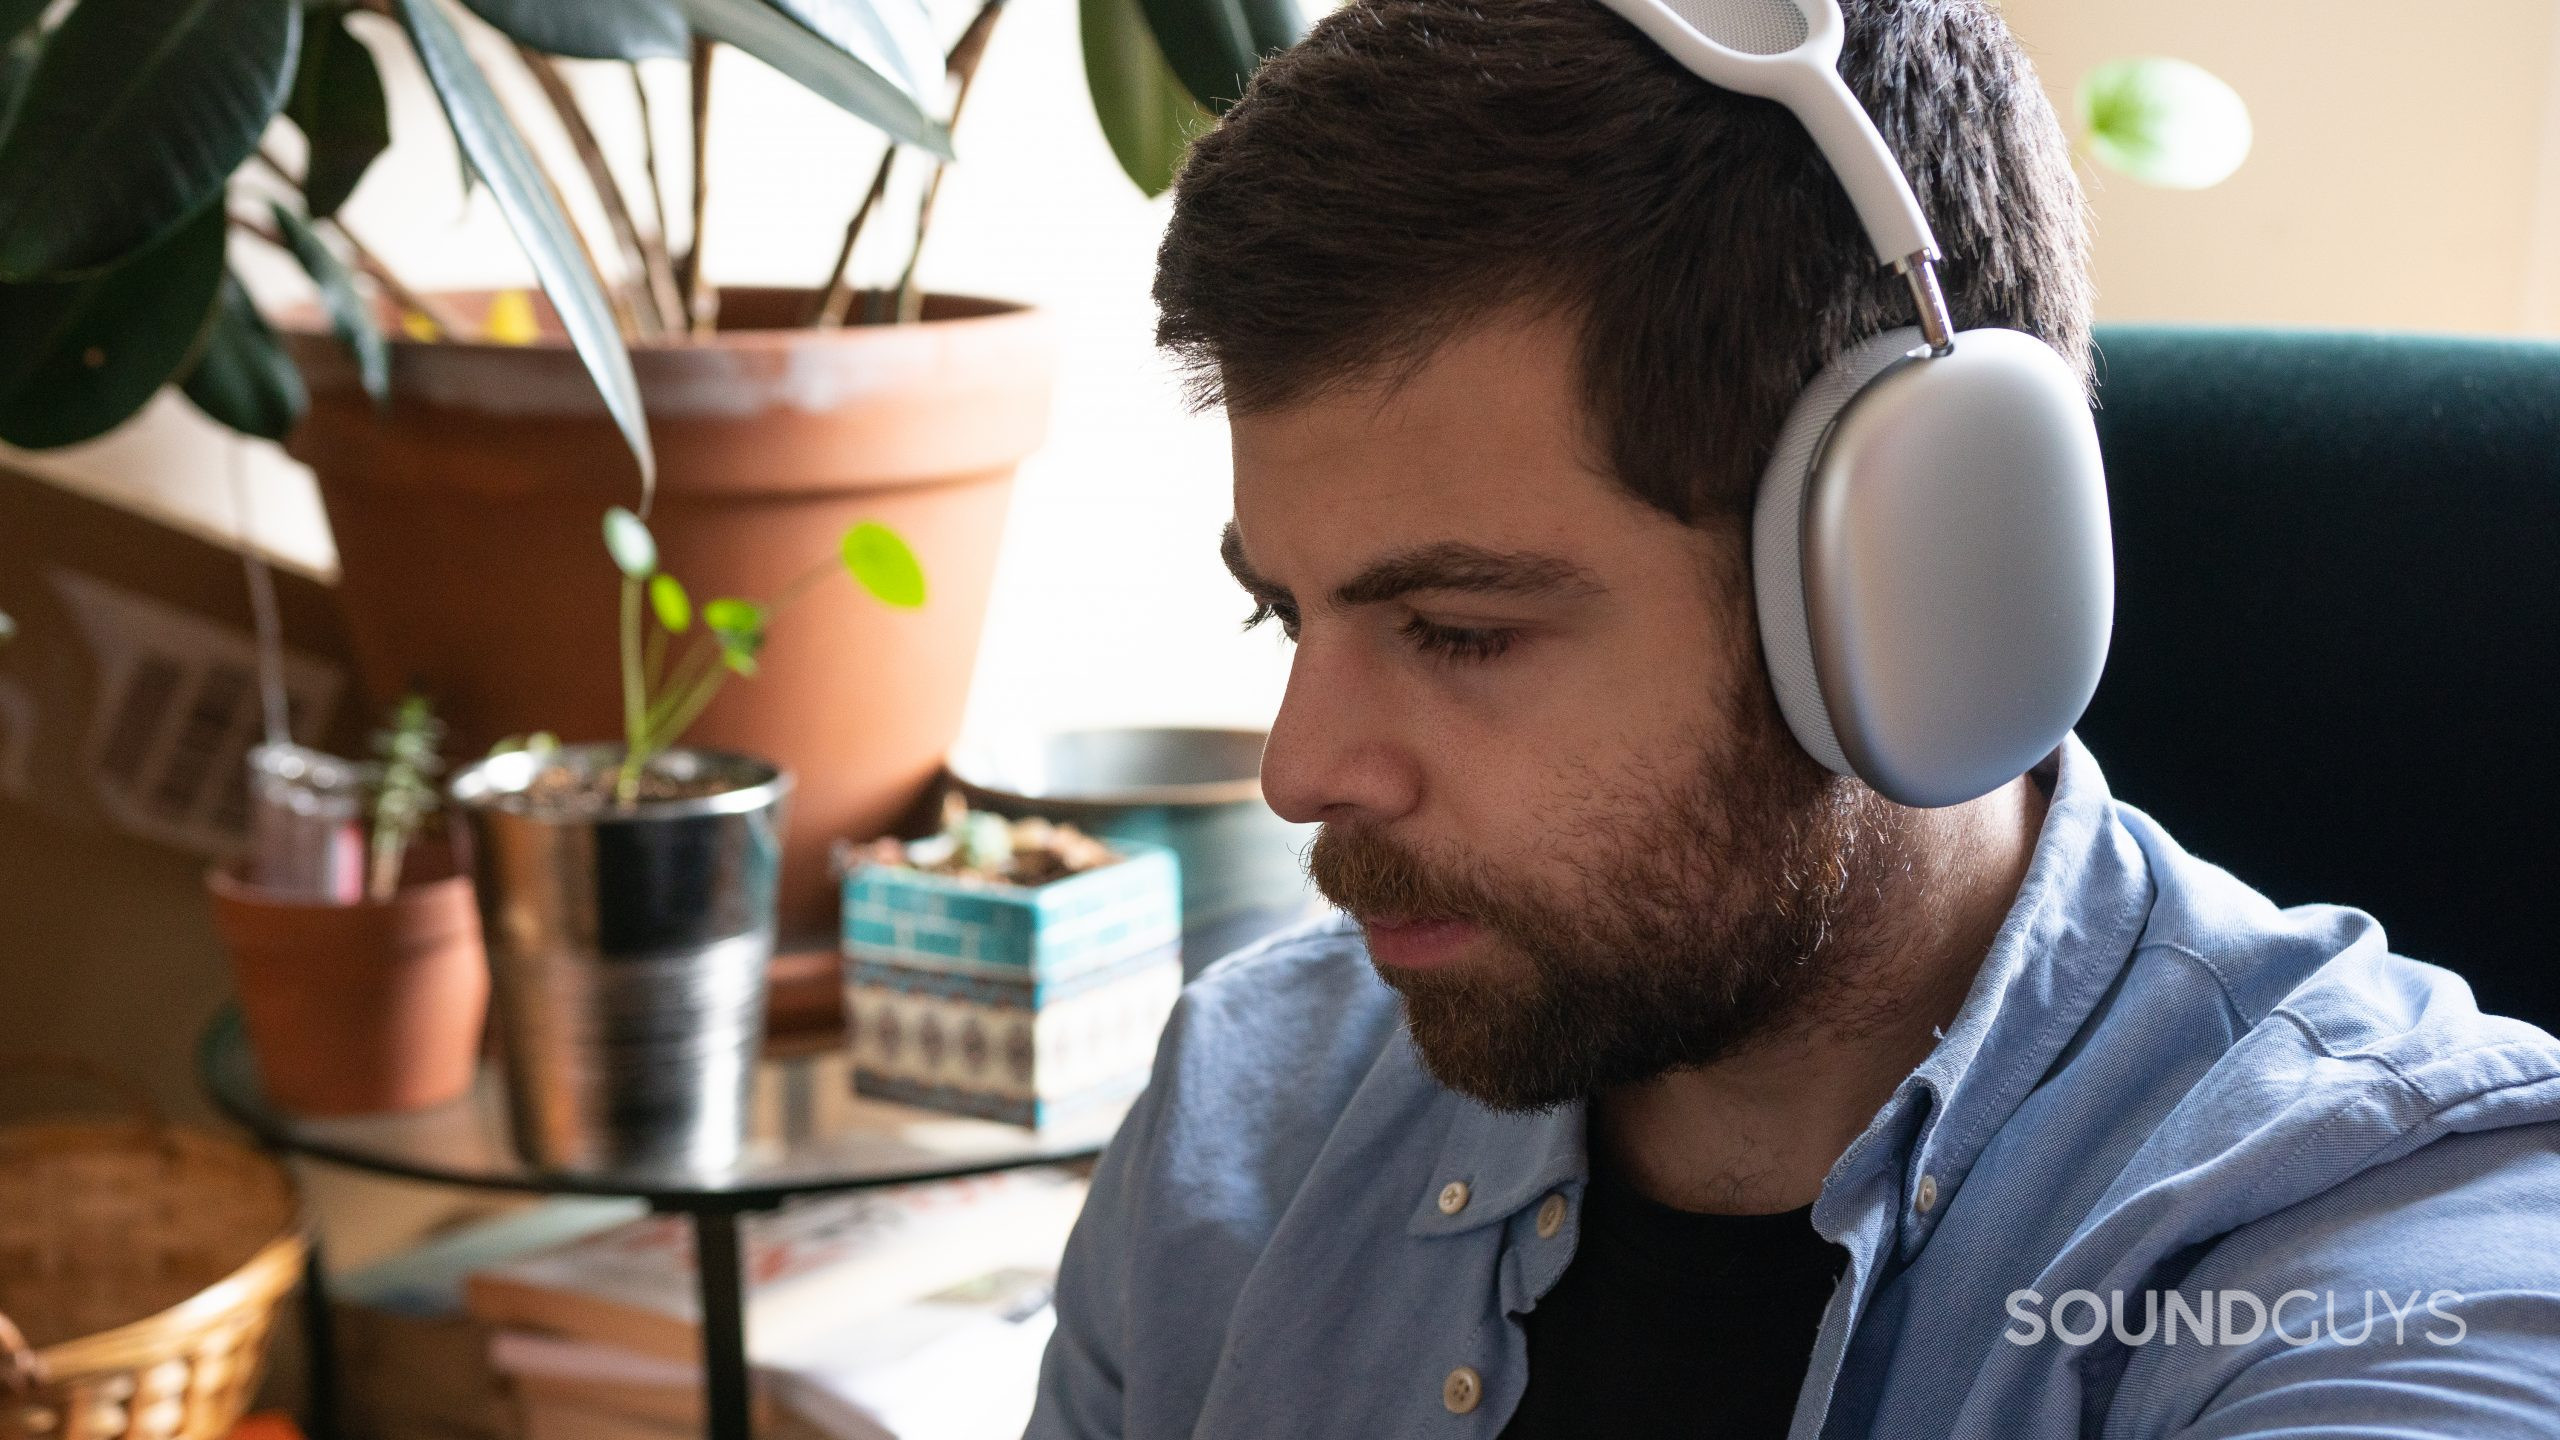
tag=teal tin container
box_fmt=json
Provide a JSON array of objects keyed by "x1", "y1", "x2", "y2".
[
  {"x1": 841, "y1": 840, "x2": 1179, "y2": 981},
  {"x1": 945, "y1": 728, "x2": 1320, "y2": 976},
  {"x1": 840, "y1": 841, "x2": 1183, "y2": 1127}
]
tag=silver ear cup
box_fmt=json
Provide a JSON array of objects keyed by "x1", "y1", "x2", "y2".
[
  {"x1": 1754, "y1": 328, "x2": 1927, "y2": 780},
  {"x1": 1754, "y1": 328, "x2": 2112, "y2": 808}
]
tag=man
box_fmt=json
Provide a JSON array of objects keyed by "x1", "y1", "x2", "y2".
[{"x1": 1027, "y1": 0, "x2": 2560, "y2": 1435}]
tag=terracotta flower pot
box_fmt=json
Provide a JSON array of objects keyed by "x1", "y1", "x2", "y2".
[
  {"x1": 206, "y1": 868, "x2": 490, "y2": 1116},
  {"x1": 283, "y1": 290, "x2": 1056, "y2": 940}
]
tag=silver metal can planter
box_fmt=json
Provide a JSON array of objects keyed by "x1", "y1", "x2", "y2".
[{"x1": 450, "y1": 745, "x2": 791, "y2": 1176}]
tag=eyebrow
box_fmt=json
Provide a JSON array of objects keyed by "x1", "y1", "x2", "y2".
[{"x1": 1220, "y1": 522, "x2": 1604, "y2": 609}]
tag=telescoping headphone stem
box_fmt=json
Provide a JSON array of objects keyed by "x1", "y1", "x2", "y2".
[
  {"x1": 1895, "y1": 253, "x2": 1955, "y2": 356},
  {"x1": 1590, "y1": 0, "x2": 2115, "y2": 808}
]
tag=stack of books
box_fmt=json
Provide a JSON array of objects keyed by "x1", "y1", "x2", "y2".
[
  {"x1": 332, "y1": 1195, "x2": 649, "y2": 1440},
  {"x1": 461, "y1": 1168, "x2": 1089, "y2": 1440}
]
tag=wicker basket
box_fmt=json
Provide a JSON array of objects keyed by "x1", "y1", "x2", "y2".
[{"x1": 0, "y1": 1060, "x2": 306, "y2": 1440}]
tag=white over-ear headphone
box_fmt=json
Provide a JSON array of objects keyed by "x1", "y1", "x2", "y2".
[{"x1": 1591, "y1": 0, "x2": 2113, "y2": 808}]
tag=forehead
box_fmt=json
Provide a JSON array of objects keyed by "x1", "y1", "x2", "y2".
[{"x1": 1226, "y1": 313, "x2": 1665, "y2": 570}]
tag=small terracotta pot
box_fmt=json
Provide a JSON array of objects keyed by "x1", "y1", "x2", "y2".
[{"x1": 206, "y1": 869, "x2": 490, "y2": 1117}]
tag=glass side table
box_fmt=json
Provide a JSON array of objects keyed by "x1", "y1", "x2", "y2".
[{"x1": 198, "y1": 1007, "x2": 1128, "y2": 1440}]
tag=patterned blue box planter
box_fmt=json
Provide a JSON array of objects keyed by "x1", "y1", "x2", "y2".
[{"x1": 842, "y1": 841, "x2": 1181, "y2": 1126}]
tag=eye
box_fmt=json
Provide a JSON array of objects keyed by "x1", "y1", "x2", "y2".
[
  {"x1": 1402, "y1": 616, "x2": 1518, "y2": 663},
  {"x1": 1242, "y1": 599, "x2": 1300, "y2": 640}
]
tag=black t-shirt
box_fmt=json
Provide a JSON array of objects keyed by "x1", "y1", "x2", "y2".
[{"x1": 1497, "y1": 1164, "x2": 1849, "y2": 1438}]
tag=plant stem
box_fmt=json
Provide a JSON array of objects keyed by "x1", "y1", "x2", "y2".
[
  {"x1": 677, "y1": 38, "x2": 715, "y2": 336},
  {"x1": 893, "y1": 0, "x2": 1009, "y2": 325},
  {"x1": 890, "y1": 174, "x2": 939, "y2": 325},
  {"x1": 644, "y1": 636, "x2": 726, "y2": 733},
  {"x1": 369, "y1": 824, "x2": 403, "y2": 902},
  {"x1": 643, "y1": 656, "x2": 732, "y2": 755},
  {"x1": 522, "y1": 116, "x2": 641, "y2": 342},
  {"x1": 251, "y1": 145, "x2": 475, "y2": 338},
  {"x1": 644, "y1": 624, "x2": 668, "y2": 692},
  {"x1": 767, "y1": 550, "x2": 842, "y2": 612},
  {"x1": 332, "y1": 217, "x2": 473, "y2": 337},
  {"x1": 520, "y1": 47, "x2": 669, "y2": 336},
  {"x1": 630, "y1": 66, "x2": 683, "y2": 329},
  {"x1": 809, "y1": 148, "x2": 895, "y2": 329},
  {"x1": 617, "y1": 575, "x2": 646, "y2": 803}
]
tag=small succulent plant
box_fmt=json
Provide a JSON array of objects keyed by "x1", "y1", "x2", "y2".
[
  {"x1": 367, "y1": 692, "x2": 445, "y2": 900},
  {"x1": 847, "y1": 793, "x2": 1120, "y2": 888}
]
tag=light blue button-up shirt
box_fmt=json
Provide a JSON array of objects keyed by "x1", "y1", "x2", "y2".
[{"x1": 1028, "y1": 738, "x2": 2560, "y2": 1437}]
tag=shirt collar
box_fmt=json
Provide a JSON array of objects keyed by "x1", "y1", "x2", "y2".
[
  {"x1": 1408, "y1": 733, "x2": 2155, "y2": 1239},
  {"x1": 1848, "y1": 734, "x2": 2155, "y2": 1235}
]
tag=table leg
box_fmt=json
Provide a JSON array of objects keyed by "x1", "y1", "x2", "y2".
[
  {"x1": 693, "y1": 1207, "x2": 753, "y2": 1440},
  {"x1": 299, "y1": 1236, "x2": 341, "y2": 1440}
]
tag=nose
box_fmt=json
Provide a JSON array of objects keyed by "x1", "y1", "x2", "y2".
[{"x1": 1259, "y1": 636, "x2": 1422, "y2": 826}]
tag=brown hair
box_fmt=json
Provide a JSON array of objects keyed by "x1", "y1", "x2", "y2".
[{"x1": 1153, "y1": 0, "x2": 2093, "y2": 525}]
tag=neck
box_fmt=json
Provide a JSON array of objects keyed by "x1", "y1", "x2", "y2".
[{"x1": 1591, "y1": 772, "x2": 2049, "y2": 1215}]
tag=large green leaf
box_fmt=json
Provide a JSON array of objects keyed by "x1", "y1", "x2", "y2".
[
  {"x1": 459, "y1": 0, "x2": 688, "y2": 61},
  {"x1": 274, "y1": 203, "x2": 387, "y2": 403},
  {"x1": 399, "y1": 0, "x2": 654, "y2": 497},
  {"x1": 182, "y1": 269, "x2": 308, "y2": 440},
  {"x1": 0, "y1": 0, "x2": 301, "y2": 280},
  {"x1": 0, "y1": 198, "x2": 225, "y2": 448},
  {"x1": 0, "y1": 27, "x2": 40, "y2": 137},
  {"x1": 1081, "y1": 0, "x2": 1206, "y2": 196},
  {"x1": 1135, "y1": 0, "x2": 1299, "y2": 113},
  {"x1": 768, "y1": 0, "x2": 937, "y2": 103},
  {"x1": 675, "y1": 0, "x2": 951, "y2": 161},
  {"x1": 286, "y1": 7, "x2": 390, "y2": 218},
  {"x1": 1235, "y1": 0, "x2": 1298, "y2": 57},
  {"x1": 0, "y1": 0, "x2": 49, "y2": 43},
  {"x1": 0, "y1": 0, "x2": 50, "y2": 122}
]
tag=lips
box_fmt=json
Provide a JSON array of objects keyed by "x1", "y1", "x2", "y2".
[{"x1": 1360, "y1": 914, "x2": 1483, "y2": 971}]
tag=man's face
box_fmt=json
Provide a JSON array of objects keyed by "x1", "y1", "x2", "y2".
[{"x1": 1227, "y1": 313, "x2": 1905, "y2": 1112}]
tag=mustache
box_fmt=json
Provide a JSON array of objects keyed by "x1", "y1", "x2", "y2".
[{"x1": 1308, "y1": 824, "x2": 1506, "y2": 926}]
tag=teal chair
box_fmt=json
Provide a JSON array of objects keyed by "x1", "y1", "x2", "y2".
[{"x1": 2076, "y1": 326, "x2": 2560, "y2": 1032}]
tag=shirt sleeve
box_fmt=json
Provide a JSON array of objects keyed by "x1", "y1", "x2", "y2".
[
  {"x1": 2137, "y1": 1122, "x2": 2560, "y2": 1440},
  {"x1": 2164, "y1": 1289, "x2": 2560, "y2": 1439},
  {"x1": 1021, "y1": 1000, "x2": 1177, "y2": 1440}
]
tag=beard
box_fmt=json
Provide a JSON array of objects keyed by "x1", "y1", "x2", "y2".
[{"x1": 1308, "y1": 673, "x2": 1912, "y2": 1113}]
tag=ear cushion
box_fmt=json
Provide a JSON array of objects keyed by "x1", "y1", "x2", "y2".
[{"x1": 1752, "y1": 327, "x2": 1927, "y2": 779}]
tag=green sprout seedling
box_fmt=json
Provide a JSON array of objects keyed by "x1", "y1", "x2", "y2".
[
  {"x1": 368, "y1": 692, "x2": 445, "y2": 901},
  {"x1": 602, "y1": 507, "x2": 926, "y2": 805}
]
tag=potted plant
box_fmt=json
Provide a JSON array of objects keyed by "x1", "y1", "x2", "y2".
[
  {"x1": 0, "y1": 0, "x2": 1301, "y2": 942},
  {"x1": 205, "y1": 694, "x2": 492, "y2": 1117},
  {"x1": 450, "y1": 505, "x2": 921, "y2": 1173},
  {"x1": 840, "y1": 796, "x2": 1182, "y2": 1127}
]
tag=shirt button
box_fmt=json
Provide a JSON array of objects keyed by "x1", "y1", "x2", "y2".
[
  {"x1": 1536, "y1": 1192, "x2": 1568, "y2": 1238},
  {"x1": 1438, "y1": 1180, "x2": 1470, "y2": 1215},
  {"x1": 1443, "y1": 1365, "x2": 1482, "y2": 1414},
  {"x1": 1914, "y1": 1172, "x2": 1939, "y2": 1214}
]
